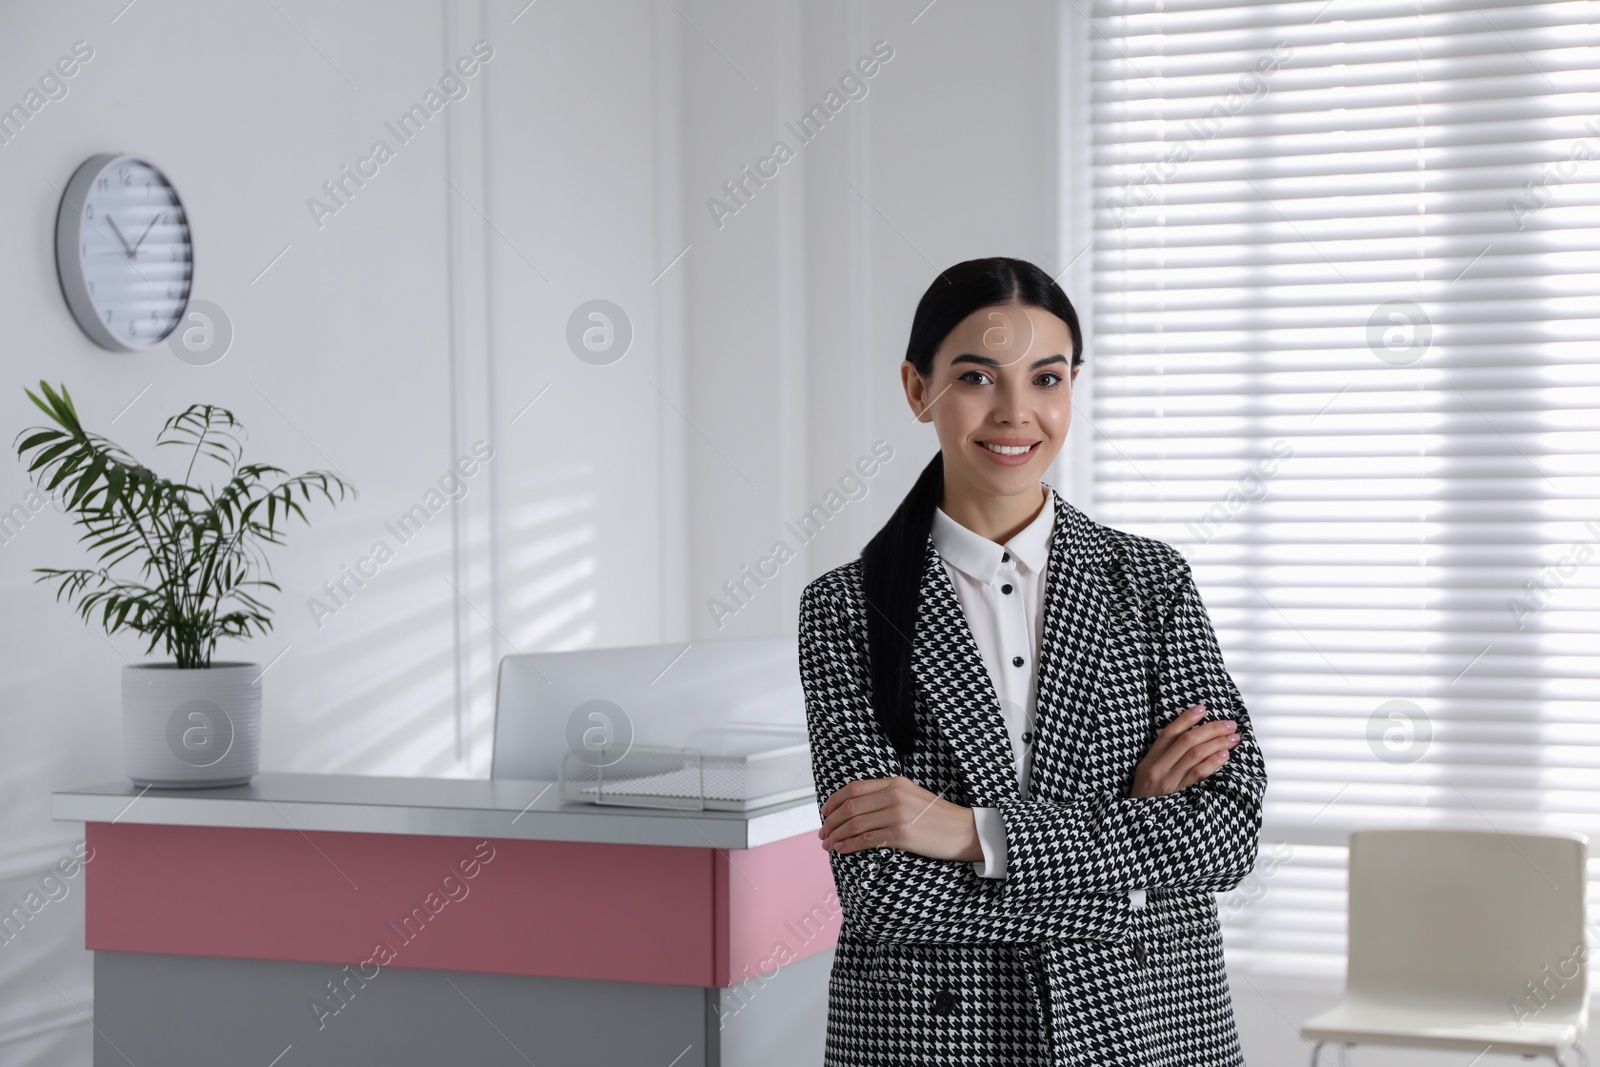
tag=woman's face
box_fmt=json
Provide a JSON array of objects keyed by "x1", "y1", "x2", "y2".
[{"x1": 902, "y1": 301, "x2": 1077, "y2": 500}]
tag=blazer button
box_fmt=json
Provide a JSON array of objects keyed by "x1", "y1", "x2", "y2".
[
  {"x1": 1131, "y1": 939, "x2": 1147, "y2": 965},
  {"x1": 931, "y1": 989, "x2": 958, "y2": 1017}
]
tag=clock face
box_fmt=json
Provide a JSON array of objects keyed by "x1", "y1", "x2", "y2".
[{"x1": 56, "y1": 153, "x2": 193, "y2": 352}]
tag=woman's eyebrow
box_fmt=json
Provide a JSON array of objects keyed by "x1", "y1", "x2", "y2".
[{"x1": 951, "y1": 353, "x2": 1069, "y2": 370}]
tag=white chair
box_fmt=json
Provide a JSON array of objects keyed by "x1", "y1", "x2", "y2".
[{"x1": 1302, "y1": 827, "x2": 1590, "y2": 1066}]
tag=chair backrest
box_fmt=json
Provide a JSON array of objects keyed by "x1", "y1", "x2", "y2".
[
  {"x1": 489, "y1": 635, "x2": 803, "y2": 781},
  {"x1": 1345, "y1": 828, "x2": 1589, "y2": 1013}
]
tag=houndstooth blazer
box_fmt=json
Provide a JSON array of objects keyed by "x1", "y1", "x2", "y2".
[{"x1": 798, "y1": 486, "x2": 1266, "y2": 1067}]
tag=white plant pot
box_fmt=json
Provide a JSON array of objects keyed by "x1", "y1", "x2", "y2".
[{"x1": 122, "y1": 662, "x2": 261, "y2": 788}]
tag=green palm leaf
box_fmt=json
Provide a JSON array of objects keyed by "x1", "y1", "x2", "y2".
[{"x1": 13, "y1": 381, "x2": 355, "y2": 668}]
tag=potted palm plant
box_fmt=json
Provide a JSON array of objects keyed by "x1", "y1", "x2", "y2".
[{"x1": 14, "y1": 381, "x2": 354, "y2": 787}]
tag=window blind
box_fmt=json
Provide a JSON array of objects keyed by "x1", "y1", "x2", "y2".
[{"x1": 1085, "y1": 0, "x2": 1600, "y2": 981}]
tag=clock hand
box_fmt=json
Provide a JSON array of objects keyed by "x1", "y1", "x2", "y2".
[
  {"x1": 130, "y1": 213, "x2": 160, "y2": 256},
  {"x1": 104, "y1": 215, "x2": 136, "y2": 258}
]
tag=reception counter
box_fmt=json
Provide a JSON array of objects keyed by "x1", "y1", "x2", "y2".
[{"x1": 53, "y1": 771, "x2": 837, "y2": 1066}]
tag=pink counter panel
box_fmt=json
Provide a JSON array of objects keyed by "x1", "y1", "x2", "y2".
[{"x1": 84, "y1": 821, "x2": 838, "y2": 987}]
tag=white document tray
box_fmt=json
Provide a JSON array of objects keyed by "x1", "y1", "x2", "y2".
[{"x1": 557, "y1": 724, "x2": 813, "y2": 811}]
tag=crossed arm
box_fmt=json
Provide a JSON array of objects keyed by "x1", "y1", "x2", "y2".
[{"x1": 797, "y1": 554, "x2": 1267, "y2": 945}]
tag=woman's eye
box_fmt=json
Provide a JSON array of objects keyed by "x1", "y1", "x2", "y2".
[
  {"x1": 958, "y1": 370, "x2": 991, "y2": 386},
  {"x1": 1038, "y1": 372, "x2": 1063, "y2": 388}
]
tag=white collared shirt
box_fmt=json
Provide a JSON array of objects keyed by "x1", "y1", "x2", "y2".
[
  {"x1": 929, "y1": 490, "x2": 1054, "y2": 879},
  {"x1": 930, "y1": 488, "x2": 1147, "y2": 910}
]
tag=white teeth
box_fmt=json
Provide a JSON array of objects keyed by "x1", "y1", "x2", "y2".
[{"x1": 981, "y1": 442, "x2": 1035, "y2": 456}]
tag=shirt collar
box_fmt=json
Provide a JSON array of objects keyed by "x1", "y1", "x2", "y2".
[{"x1": 930, "y1": 488, "x2": 1057, "y2": 586}]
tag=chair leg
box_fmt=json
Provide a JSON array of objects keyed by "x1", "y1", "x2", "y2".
[{"x1": 1307, "y1": 1039, "x2": 1355, "y2": 1067}]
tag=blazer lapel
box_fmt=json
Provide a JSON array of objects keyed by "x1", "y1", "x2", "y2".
[
  {"x1": 912, "y1": 488, "x2": 1117, "y2": 806},
  {"x1": 912, "y1": 533, "x2": 1020, "y2": 807},
  {"x1": 1030, "y1": 491, "x2": 1115, "y2": 800}
]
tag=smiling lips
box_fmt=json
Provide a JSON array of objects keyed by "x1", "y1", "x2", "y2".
[
  {"x1": 975, "y1": 438, "x2": 1041, "y2": 465},
  {"x1": 979, "y1": 439, "x2": 1038, "y2": 455}
]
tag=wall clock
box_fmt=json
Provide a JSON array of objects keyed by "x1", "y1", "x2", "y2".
[{"x1": 55, "y1": 152, "x2": 193, "y2": 351}]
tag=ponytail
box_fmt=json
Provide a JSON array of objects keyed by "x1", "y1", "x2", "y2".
[{"x1": 860, "y1": 449, "x2": 944, "y2": 761}]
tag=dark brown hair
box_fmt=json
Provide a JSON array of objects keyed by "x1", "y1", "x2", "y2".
[{"x1": 860, "y1": 257, "x2": 1084, "y2": 761}]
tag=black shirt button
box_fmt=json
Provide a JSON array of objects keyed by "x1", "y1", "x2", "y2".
[
  {"x1": 1022, "y1": 731, "x2": 1034, "y2": 744},
  {"x1": 1002, "y1": 552, "x2": 1010, "y2": 562},
  {"x1": 931, "y1": 989, "x2": 958, "y2": 1017},
  {"x1": 1001, "y1": 583, "x2": 1013, "y2": 594},
  {"x1": 1012, "y1": 655, "x2": 1024, "y2": 667}
]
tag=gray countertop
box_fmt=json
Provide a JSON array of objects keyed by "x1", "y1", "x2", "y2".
[{"x1": 51, "y1": 771, "x2": 821, "y2": 850}]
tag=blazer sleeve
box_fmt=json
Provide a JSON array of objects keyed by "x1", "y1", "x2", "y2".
[
  {"x1": 994, "y1": 553, "x2": 1267, "y2": 904},
  {"x1": 799, "y1": 577, "x2": 1132, "y2": 946}
]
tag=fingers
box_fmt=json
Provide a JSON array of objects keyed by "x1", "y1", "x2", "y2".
[
  {"x1": 820, "y1": 802, "x2": 898, "y2": 853},
  {"x1": 819, "y1": 778, "x2": 902, "y2": 849},
  {"x1": 1145, "y1": 716, "x2": 1236, "y2": 785},
  {"x1": 1173, "y1": 722, "x2": 1239, "y2": 770},
  {"x1": 1171, "y1": 730, "x2": 1240, "y2": 788},
  {"x1": 1144, "y1": 703, "x2": 1208, "y2": 761},
  {"x1": 820, "y1": 776, "x2": 898, "y2": 818},
  {"x1": 1170, "y1": 721, "x2": 1239, "y2": 769},
  {"x1": 1178, "y1": 750, "x2": 1231, "y2": 791},
  {"x1": 1131, "y1": 711, "x2": 1242, "y2": 796},
  {"x1": 826, "y1": 818, "x2": 896, "y2": 854}
]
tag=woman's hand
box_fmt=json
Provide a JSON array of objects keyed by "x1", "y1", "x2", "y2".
[
  {"x1": 817, "y1": 776, "x2": 982, "y2": 862},
  {"x1": 1129, "y1": 702, "x2": 1240, "y2": 797}
]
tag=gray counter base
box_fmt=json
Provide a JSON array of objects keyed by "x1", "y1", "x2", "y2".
[{"x1": 93, "y1": 948, "x2": 833, "y2": 1067}]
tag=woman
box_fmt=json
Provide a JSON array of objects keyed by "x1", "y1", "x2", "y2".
[{"x1": 797, "y1": 256, "x2": 1266, "y2": 1066}]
